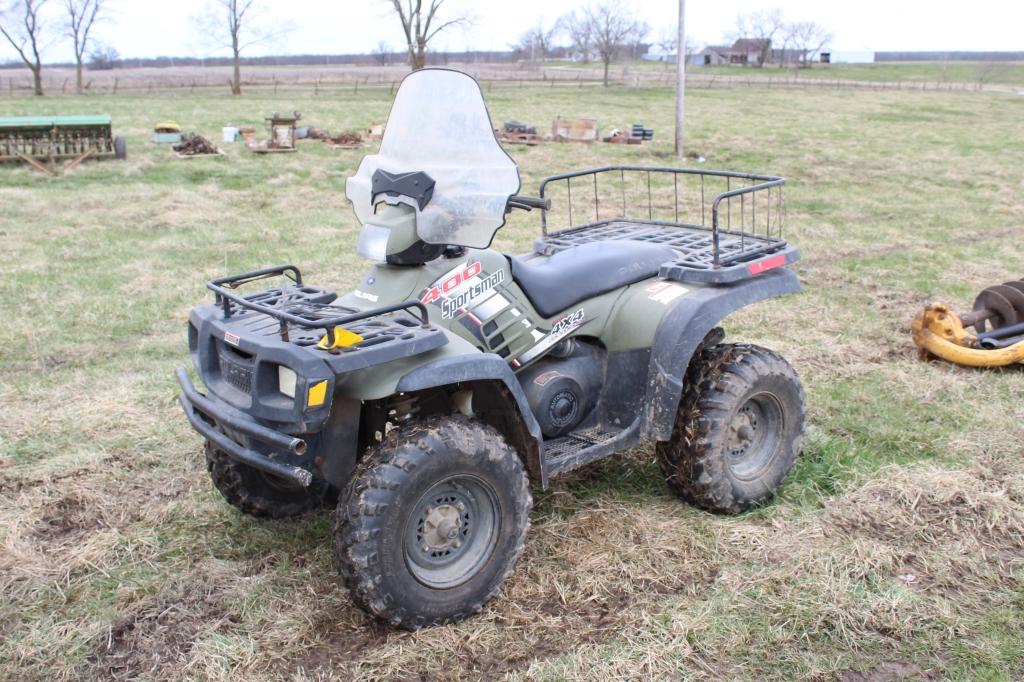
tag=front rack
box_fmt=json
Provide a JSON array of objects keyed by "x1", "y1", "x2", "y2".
[
  {"x1": 208, "y1": 265, "x2": 432, "y2": 347},
  {"x1": 537, "y1": 166, "x2": 796, "y2": 283}
]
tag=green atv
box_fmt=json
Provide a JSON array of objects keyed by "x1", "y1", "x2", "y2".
[{"x1": 177, "y1": 68, "x2": 805, "y2": 629}]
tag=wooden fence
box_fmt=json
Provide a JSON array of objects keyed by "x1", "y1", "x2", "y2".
[{"x1": 0, "y1": 68, "x2": 1006, "y2": 97}]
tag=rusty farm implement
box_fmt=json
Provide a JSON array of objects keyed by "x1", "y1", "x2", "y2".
[
  {"x1": 0, "y1": 115, "x2": 126, "y2": 175},
  {"x1": 912, "y1": 278, "x2": 1024, "y2": 367}
]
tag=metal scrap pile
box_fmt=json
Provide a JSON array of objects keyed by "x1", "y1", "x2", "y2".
[
  {"x1": 497, "y1": 120, "x2": 541, "y2": 146},
  {"x1": 329, "y1": 131, "x2": 363, "y2": 145},
  {"x1": 306, "y1": 127, "x2": 333, "y2": 140},
  {"x1": 604, "y1": 123, "x2": 654, "y2": 145},
  {"x1": 306, "y1": 127, "x2": 363, "y2": 147},
  {"x1": 172, "y1": 134, "x2": 220, "y2": 156}
]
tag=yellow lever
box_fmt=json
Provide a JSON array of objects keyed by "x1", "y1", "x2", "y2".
[{"x1": 317, "y1": 327, "x2": 364, "y2": 350}]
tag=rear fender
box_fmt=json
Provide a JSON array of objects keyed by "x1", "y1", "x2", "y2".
[
  {"x1": 397, "y1": 354, "x2": 547, "y2": 486},
  {"x1": 643, "y1": 268, "x2": 801, "y2": 440}
]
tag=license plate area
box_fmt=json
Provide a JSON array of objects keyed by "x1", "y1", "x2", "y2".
[{"x1": 218, "y1": 344, "x2": 254, "y2": 395}]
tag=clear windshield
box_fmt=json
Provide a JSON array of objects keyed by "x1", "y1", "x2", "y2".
[{"x1": 345, "y1": 69, "x2": 520, "y2": 249}]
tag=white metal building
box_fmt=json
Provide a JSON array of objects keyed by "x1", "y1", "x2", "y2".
[{"x1": 820, "y1": 51, "x2": 876, "y2": 64}]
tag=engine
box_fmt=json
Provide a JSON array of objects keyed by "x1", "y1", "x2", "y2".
[{"x1": 518, "y1": 341, "x2": 604, "y2": 438}]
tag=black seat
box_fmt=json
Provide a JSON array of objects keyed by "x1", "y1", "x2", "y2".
[{"x1": 509, "y1": 241, "x2": 677, "y2": 318}]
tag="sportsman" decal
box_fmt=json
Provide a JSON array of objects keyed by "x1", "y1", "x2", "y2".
[
  {"x1": 420, "y1": 261, "x2": 505, "y2": 319},
  {"x1": 440, "y1": 271, "x2": 504, "y2": 319}
]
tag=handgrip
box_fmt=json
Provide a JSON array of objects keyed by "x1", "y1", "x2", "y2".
[{"x1": 507, "y1": 195, "x2": 551, "y2": 212}]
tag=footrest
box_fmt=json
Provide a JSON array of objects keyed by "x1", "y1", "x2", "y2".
[{"x1": 543, "y1": 421, "x2": 640, "y2": 478}]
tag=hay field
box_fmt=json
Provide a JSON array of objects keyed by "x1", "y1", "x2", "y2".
[{"x1": 1, "y1": 78, "x2": 1022, "y2": 680}]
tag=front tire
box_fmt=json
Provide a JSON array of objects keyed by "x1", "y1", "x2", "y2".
[
  {"x1": 205, "y1": 443, "x2": 333, "y2": 518},
  {"x1": 656, "y1": 344, "x2": 805, "y2": 514},
  {"x1": 334, "y1": 415, "x2": 532, "y2": 629}
]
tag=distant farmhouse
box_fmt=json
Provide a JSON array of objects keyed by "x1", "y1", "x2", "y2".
[
  {"x1": 691, "y1": 39, "x2": 768, "y2": 66},
  {"x1": 688, "y1": 39, "x2": 815, "y2": 67}
]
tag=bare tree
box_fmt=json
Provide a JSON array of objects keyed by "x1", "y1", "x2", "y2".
[
  {"x1": 562, "y1": 10, "x2": 592, "y2": 63},
  {"x1": 516, "y1": 18, "x2": 560, "y2": 62},
  {"x1": 196, "y1": 0, "x2": 286, "y2": 95},
  {"x1": 87, "y1": 42, "x2": 116, "y2": 70},
  {"x1": 656, "y1": 23, "x2": 675, "y2": 59},
  {"x1": 786, "y1": 20, "x2": 831, "y2": 67},
  {"x1": 583, "y1": 0, "x2": 644, "y2": 86},
  {"x1": 628, "y1": 19, "x2": 649, "y2": 60},
  {"x1": 374, "y1": 40, "x2": 391, "y2": 65},
  {"x1": 63, "y1": 0, "x2": 103, "y2": 93},
  {"x1": 733, "y1": 8, "x2": 783, "y2": 67},
  {"x1": 0, "y1": 0, "x2": 50, "y2": 96},
  {"x1": 975, "y1": 61, "x2": 1010, "y2": 88},
  {"x1": 653, "y1": 23, "x2": 693, "y2": 71},
  {"x1": 384, "y1": 0, "x2": 469, "y2": 70}
]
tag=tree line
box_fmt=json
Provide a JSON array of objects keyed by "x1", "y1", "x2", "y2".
[
  {"x1": 0, "y1": 0, "x2": 833, "y2": 97},
  {"x1": 512, "y1": 1, "x2": 652, "y2": 86}
]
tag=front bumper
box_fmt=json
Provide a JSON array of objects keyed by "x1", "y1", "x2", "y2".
[{"x1": 176, "y1": 367, "x2": 313, "y2": 487}]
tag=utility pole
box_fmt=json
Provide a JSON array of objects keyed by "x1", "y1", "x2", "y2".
[{"x1": 674, "y1": 0, "x2": 686, "y2": 159}]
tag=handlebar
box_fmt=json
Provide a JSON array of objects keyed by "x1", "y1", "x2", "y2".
[{"x1": 507, "y1": 195, "x2": 551, "y2": 212}]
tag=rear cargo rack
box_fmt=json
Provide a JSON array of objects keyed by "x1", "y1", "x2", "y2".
[
  {"x1": 537, "y1": 166, "x2": 798, "y2": 284},
  {"x1": 208, "y1": 264, "x2": 433, "y2": 348}
]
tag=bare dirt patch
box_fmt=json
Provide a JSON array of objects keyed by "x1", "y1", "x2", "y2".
[
  {"x1": 840, "y1": 660, "x2": 937, "y2": 682},
  {"x1": 826, "y1": 465, "x2": 1024, "y2": 549},
  {"x1": 87, "y1": 594, "x2": 232, "y2": 681},
  {"x1": 34, "y1": 493, "x2": 106, "y2": 541}
]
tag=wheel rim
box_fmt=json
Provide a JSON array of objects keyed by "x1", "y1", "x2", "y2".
[
  {"x1": 404, "y1": 475, "x2": 500, "y2": 589},
  {"x1": 725, "y1": 392, "x2": 784, "y2": 481}
]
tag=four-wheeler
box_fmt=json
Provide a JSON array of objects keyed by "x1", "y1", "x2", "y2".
[{"x1": 176, "y1": 68, "x2": 806, "y2": 629}]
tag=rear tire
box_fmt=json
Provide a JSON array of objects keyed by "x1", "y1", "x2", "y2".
[
  {"x1": 205, "y1": 443, "x2": 333, "y2": 518},
  {"x1": 114, "y1": 135, "x2": 127, "y2": 160},
  {"x1": 334, "y1": 415, "x2": 532, "y2": 629},
  {"x1": 656, "y1": 344, "x2": 805, "y2": 514}
]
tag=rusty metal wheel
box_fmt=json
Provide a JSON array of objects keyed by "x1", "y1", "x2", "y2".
[
  {"x1": 404, "y1": 475, "x2": 500, "y2": 589},
  {"x1": 725, "y1": 392, "x2": 785, "y2": 482}
]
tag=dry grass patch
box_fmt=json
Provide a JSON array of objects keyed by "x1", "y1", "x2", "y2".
[{"x1": 2, "y1": 83, "x2": 1023, "y2": 679}]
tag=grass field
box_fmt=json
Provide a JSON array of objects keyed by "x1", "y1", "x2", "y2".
[
  {"x1": 1, "y1": 79, "x2": 1023, "y2": 681},
  {"x1": 663, "y1": 61, "x2": 1024, "y2": 86},
  {"x1": 541, "y1": 59, "x2": 1024, "y2": 88}
]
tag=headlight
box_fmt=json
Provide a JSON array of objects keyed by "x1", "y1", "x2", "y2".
[{"x1": 277, "y1": 365, "x2": 297, "y2": 398}]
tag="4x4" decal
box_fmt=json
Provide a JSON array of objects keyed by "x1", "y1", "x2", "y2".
[{"x1": 514, "y1": 308, "x2": 586, "y2": 366}]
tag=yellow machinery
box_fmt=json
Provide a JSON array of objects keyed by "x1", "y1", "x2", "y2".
[{"x1": 912, "y1": 279, "x2": 1024, "y2": 367}]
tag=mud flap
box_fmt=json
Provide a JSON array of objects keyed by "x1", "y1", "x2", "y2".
[{"x1": 316, "y1": 396, "x2": 362, "y2": 489}]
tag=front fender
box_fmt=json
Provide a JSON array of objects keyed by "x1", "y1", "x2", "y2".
[
  {"x1": 397, "y1": 353, "x2": 547, "y2": 486},
  {"x1": 642, "y1": 268, "x2": 801, "y2": 440}
]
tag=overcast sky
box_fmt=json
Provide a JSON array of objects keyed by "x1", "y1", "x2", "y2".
[{"x1": 2, "y1": 0, "x2": 1022, "y2": 63}]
